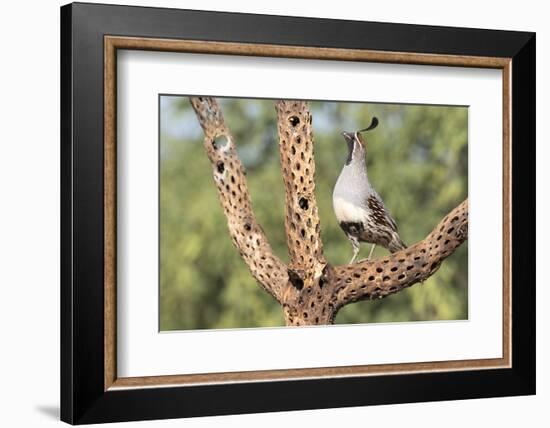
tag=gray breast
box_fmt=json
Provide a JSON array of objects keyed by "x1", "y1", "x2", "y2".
[{"x1": 333, "y1": 162, "x2": 371, "y2": 208}]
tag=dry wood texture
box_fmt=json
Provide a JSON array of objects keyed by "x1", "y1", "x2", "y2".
[
  {"x1": 189, "y1": 97, "x2": 288, "y2": 303},
  {"x1": 189, "y1": 97, "x2": 468, "y2": 326}
]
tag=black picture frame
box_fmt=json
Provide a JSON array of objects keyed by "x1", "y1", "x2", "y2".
[{"x1": 61, "y1": 2, "x2": 535, "y2": 424}]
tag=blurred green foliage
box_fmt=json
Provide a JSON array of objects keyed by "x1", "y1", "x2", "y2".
[{"x1": 160, "y1": 96, "x2": 468, "y2": 331}]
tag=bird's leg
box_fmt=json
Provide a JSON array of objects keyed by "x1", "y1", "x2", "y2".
[
  {"x1": 357, "y1": 244, "x2": 376, "y2": 264},
  {"x1": 367, "y1": 244, "x2": 376, "y2": 260},
  {"x1": 349, "y1": 238, "x2": 360, "y2": 264}
]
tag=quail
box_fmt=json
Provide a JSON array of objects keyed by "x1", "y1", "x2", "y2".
[{"x1": 332, "y1": 117, "x2": 406, "y2": 264}]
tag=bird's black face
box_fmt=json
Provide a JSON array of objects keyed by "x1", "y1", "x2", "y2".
[
  {"x1": 341, "y1": 131, "x2": 356, "y2": 152},
  {"x1": 341, "y1": 131, "x2": 364, "y2": 165},
  {"x1": 340, "y1": 117, "x2": 379, "y2": 165}
]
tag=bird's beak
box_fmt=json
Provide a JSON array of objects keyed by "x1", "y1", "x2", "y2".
[
  {"x1": 341, "y1": 131, "x2": 354, "y2": 141},
  {"x1": 341, "y1": 117, "x2": 377, "y2": 155},
  {"x1": 341, "y1": 131, "x2": 356, "y2": 152}
]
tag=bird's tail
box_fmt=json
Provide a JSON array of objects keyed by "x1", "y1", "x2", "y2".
[{"x1": 388, "y1": 235, "x2": 407, "y2": 253}]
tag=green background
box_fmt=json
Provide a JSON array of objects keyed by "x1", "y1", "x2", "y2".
[{"x1": 160, "y1": 96, "x2": 468, "y2": 331}]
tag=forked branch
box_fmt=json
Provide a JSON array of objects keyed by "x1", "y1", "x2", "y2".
[{"x1": 189, "y1": 97, "x2": 468, "y2": 326}]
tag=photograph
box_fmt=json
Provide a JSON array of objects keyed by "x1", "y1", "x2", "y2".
[
  {"x1": 56, "y1": 2, "x2": 536, "y2": 424},
  {"x1": 159, "y1": 95, "x2": 468, "y2": 331}
]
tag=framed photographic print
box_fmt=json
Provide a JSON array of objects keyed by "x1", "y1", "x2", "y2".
[{"x1": 60, "y1": 2, "x2": 535, "y2": 424}]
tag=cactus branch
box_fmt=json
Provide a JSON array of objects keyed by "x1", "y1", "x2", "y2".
[
  {"x1": 189, "y1": 97, "x2": 468, "y2": 325},
  {"x1": 330, "y1": 199, "x2": 468, "y2": 311},
  {"x1": 275, "y1": 101, "x2": 327, "y2": 289},
  {"x1": 189, "y1": 97, "x2": 288, "y2": 302}
]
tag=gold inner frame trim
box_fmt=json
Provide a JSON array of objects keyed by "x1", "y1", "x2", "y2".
[{"x1": 104, "y1": 35, "x2": 512, "y2": 391}]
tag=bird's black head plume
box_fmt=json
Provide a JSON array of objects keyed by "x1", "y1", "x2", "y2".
[
  {"x1": 341, "y1": 116, "x2": 379, "y2": 164},
  {"x1": 357, "y1": 116, "x2": 379, "y2": 133}
]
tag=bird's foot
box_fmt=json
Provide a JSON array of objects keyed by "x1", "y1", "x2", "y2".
[{"x1": 356, "y1": 257, "x2": 371, "y2": 263}]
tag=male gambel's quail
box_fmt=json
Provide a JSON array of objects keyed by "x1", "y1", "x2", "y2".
[{"x1": 332, "y1": 117, "x2": 406, "y2": 264}]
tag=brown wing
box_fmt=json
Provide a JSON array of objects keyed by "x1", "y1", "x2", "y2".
[{"x1": 367, "y1": 195, "x2": 399, "y2": 232}]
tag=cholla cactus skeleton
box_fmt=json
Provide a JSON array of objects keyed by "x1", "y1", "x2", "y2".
[{"x1": 190, "y1": 97, "x2": 468, "y2": 326}]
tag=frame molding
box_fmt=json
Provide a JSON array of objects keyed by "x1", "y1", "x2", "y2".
[
  {"x1": 62, "y1": 2, "x2": 535, "y2": 424},
  {"x1": 103, "y1": 35, "x2": 512, "y2": 391}
]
